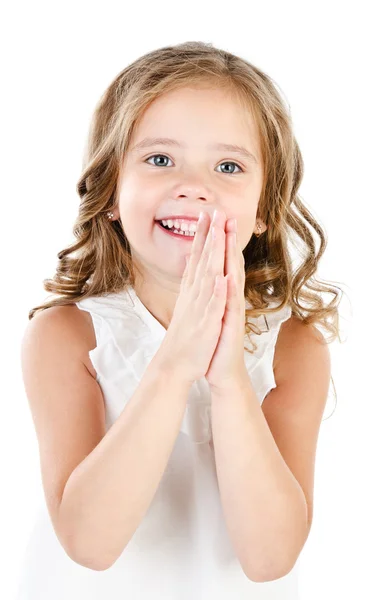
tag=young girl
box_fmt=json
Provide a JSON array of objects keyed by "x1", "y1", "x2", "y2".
[{"x1": 18, "y1": 41, "x2": 343, "y2": 599}]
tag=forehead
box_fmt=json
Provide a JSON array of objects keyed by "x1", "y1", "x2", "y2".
[{"x1": 130, "y1": 86, "x2": 260, "y2": 157}]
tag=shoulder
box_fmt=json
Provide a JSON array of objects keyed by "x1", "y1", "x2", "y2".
[
  {"x1": 273, "y1": 314, "x2": 331, "y2": 384},
  {"x1": 25, "y1": 304, "x2": 97, "y2": 380}
]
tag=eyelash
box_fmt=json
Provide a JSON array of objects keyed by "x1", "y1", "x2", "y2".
[{"x1": 144, "y1": 154, "x2": 244, "y2": 174}]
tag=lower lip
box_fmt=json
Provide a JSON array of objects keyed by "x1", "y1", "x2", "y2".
[{"x1": 155, "y1": 221, "x2": 196, "y2": 241}]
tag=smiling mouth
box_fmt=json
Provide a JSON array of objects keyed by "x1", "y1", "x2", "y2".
[{"x1": 155, "y1": 220, "x2": 196, "y2": 240}]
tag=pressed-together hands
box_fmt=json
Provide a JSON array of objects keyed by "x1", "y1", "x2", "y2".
[
  {"x1": 159, "y1": 208, "x2": 249, "y2": 393},
  {"x1": 203, "y1": 210, "x2": 249, "y2": 393}
]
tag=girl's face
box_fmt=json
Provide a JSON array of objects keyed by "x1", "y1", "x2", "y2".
[{"x1": 116, "y1": 85, "x2": 264, "y2": 292}]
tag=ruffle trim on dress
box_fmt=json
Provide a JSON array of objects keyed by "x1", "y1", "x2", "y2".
[{"x1": 76, "y1": 290, "x2": 291, "y2": 444}]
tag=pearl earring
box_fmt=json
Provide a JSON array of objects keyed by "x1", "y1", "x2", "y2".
[{"x1": 107, "y1": 212, "x2": 114, "y2": 220}]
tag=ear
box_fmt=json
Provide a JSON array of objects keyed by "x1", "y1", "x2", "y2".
[
  {"x1": 108, "y1": 209, "x2": 120, "y2": 221},
  {"x1": 254, "y1": 220, "x2": 267, "y2": 236}
]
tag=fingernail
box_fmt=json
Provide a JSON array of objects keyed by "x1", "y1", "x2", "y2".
[{"x1": 198, "y1": 211, "x2": 204, "y2": 224}]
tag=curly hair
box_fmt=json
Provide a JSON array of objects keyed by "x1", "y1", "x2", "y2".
[{"x1": 28, "y1": 41, "x2": 347, "y2": 416}]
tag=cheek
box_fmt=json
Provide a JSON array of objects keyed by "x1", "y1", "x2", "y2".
[
  {"x1": 126, "y1": 186, "x2": 161, "y2": 219},
  {"x1": 118, "y1": 195, "x2": 159, "y2": 228},
  {"x1": 237, "y1": 220, "x2": 255, "y2": 251},
  {"x1": 122, "y1": 219, "x2": 157, "y2": 242}
]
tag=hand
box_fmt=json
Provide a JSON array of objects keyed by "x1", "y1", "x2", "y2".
[
  {"x1": 157, "y1": 209, "x2": 228, "y2": 386},
  {"x1": 205, "y1": 214, "x2": 249, "y2": 394}
]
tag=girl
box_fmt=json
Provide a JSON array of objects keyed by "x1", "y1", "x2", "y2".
[{"x1": 18, "y1": 41, "x2": 344, "y2": 599}]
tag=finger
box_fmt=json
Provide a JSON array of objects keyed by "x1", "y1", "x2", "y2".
[
  {"x1": 194, "y1": 211, "x2": 220, "y2": 284},
  {"x1": 227, "y1": 217, "x2": 245, "y2": 275},
  {"x1": 182, "y1": 254, "x2": 190, "y2": 281},
  {"x1": 185, "y1": 211, "x2": 211, "y2": 286},
  {"x1": 195, "y1": 222, "x2": 226, "y2": 308},
  {"x1": 224, "y1": 218, "x2": 236, "y2": 278}
]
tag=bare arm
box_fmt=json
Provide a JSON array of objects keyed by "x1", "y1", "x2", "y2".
[
  {"x1": 58, "y1": 352, "x2": 191, "y2": 571},
  {"x1": 210, "y1": 375, "x2": 308, "y2": 582}
]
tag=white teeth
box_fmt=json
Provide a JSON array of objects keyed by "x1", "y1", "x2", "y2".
[{"x1": 161, "y1": 219, "x2": 197, "y2": 236}]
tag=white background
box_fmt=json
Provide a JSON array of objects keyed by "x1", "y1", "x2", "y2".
[{"x1": 1, "y1": 0, "x2": 374, "y2": 598}]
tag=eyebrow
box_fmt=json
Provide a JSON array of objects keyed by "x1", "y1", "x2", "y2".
[{"x1": 130, "y1": 136, "x2": 258, "y2": 165}]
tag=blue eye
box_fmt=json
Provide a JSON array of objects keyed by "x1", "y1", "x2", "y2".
[{"x1": 144, "y1": 154, "x2": 243, "y2": 174}]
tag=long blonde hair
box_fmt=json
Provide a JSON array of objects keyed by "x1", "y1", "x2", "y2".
[{"x1": 29, "y1": 41, "x2": 346, "y2": 412}]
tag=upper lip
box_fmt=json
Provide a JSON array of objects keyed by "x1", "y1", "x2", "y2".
[{"x1": 156, "y1": 215, "x2": 202, "y2": 222}]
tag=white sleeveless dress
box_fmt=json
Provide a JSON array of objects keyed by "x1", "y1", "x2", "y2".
[{"x1": 16, "y1": 286, "x2": 301, "y2": 599}]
